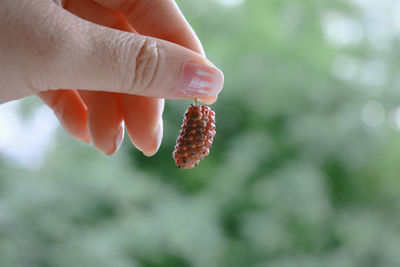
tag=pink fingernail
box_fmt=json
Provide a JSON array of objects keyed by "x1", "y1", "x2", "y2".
[
  {"x1": 142, "y1": 120, "x2": 163, "y2": 157},
  {"x1": 108, "y1": 126, "x2": 124, "y2": 155},
  {"x1": 115, "y1": 127, "x2": 124, "y2": 150},
  {"x1": 177, "y1": 62, "x2": 224, "y2": 97}
]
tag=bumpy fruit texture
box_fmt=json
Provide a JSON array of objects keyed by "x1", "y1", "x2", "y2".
[{"x1": 173, "y1": 105, "x2": 216, "y2": 169}]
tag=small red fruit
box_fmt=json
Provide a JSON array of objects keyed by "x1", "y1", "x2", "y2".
[{"x1": 173, "y1": 104, "x2": 216, "y2": 169}]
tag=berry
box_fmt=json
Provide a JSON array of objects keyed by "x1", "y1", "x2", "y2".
[{"x1": 173, "y1": 104, "x2": 216, "y2": 169}]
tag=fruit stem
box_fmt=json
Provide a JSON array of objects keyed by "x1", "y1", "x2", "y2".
[{"x1": 193, "y1": 98, "x2": 199, "y2": 106}]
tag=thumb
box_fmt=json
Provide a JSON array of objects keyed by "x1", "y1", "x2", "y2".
[{"x1": 40, "y1": 6, "x2": 224, "y2": 99}]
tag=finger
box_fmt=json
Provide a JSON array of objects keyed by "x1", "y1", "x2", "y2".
[
  {"x1": 92, "y1": 0, "x2": 217, "y2": 104},
  {"x1": 67, "y1": 0, "x2": 162, "y2": 156},
  {"x1": 35, "y1": 4, "x2": 224, "y2": 99},
  {"x1": 38, "y1": 89, "x2": 90, "y2": 142},
  {"x1": 122, "y1": 95, "x2": 164, "y2": 156},
  {"x1": 77, "y1": 89, "x2": 96, "y2": 106},
  {"x1": 64, "y1": 0, "x2": 125, "y2": 155},
  {"x1": 79, "y1": 91, "x2": 124, "y2": 155},
  {"x1": 64, "y1": 0, "x2": 127, "y2": 30},
  {"x1": 93, "y1": 0, "x2": 204, "y2": 55},
  {"x1": 199, "y1": 96, "x2": 218, "y2": 105}
]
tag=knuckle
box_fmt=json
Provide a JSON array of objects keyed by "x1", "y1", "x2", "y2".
[
  {"x1": 89, "y1": 34, "x2": 161, "y2": 94},
  {"x1": 129, "y1": 37, "x2": 160, "y2": 94}
]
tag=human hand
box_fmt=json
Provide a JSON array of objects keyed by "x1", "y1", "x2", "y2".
[{"x1": 0, "y1": 0, "x2": 224, "y2": 155}]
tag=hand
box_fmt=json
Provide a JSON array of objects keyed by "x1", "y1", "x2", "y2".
[{"x1": 0, "y1": 0, "x2": 224, "y2": 156}]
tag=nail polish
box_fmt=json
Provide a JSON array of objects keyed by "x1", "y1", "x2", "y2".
[{"x1": 177, "y1": 62, "x2": 224, "y2": 97}]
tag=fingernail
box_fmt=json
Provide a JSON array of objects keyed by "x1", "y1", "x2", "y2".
[
  {"x1": 142, "y1": 120, "x2": 163, "y2": 157},
  {"x1": 142, "y1": 151, "x2": 153, "y2": 157},
  {"x1": 177, "y1": 62, "x2": 224, "y2": 97},
  {"x1": 114, "y1": 126, "x2": 124, "y2": 153},
  {"x1": 106, "y1": 125, "x2": 124, "y2": 155},
  {"x1": 199, "y1": 95, "x2": 218, "y2": 105},
  {"x1": 81, "y1": 132, "x2": 91, "y2": 143}
]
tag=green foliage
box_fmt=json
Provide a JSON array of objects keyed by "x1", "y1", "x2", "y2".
[{"x1": 2, "y1": 0, "x2": 400, "y2": 266}]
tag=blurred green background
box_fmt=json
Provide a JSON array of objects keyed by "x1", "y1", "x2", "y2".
[{"x1": 2, "y1": 0, "x2": 400, "y2": 266}]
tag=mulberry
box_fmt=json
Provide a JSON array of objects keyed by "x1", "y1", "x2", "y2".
[{"x1": 173, "y1": 104, "x2": 216, "y2": 169}]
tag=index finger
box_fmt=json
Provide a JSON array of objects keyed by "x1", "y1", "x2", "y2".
[
  {"x1": 92, "y1": 0, "x2": 217, "y2": 104},
  {"x1": 93, "y1": 0, "x2": 204, "y2": 54}
]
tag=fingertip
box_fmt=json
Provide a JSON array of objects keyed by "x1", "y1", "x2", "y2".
[
  {"x1": 141, "y1": 120, "x2": 163, "y2": 157},
  {"x1": 104, "y1": 124, "x2": 124, "y2": 155},
  {"x1": 199, "y1": 95, "x2": 218, "y2": 105},
  {"x1": 86, "y1": 92, "x2": 124, "y2": 156},
  {"x1": 80, "y1": 132, "x2": 92, "y2": 143},
  {"x1": 142, "y1": 150, "x2": 155, "y2": 157},
  {"x1": 39, "y1": 90, "x2": 91, "y2": 143},
  {"x1": 122, "y1": 95, "x2": 164, "y2": 157}
]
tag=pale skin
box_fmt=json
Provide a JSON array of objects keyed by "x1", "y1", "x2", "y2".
[{"x1": 0, "y1": 0, "x2": 224, "y2": 156}]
